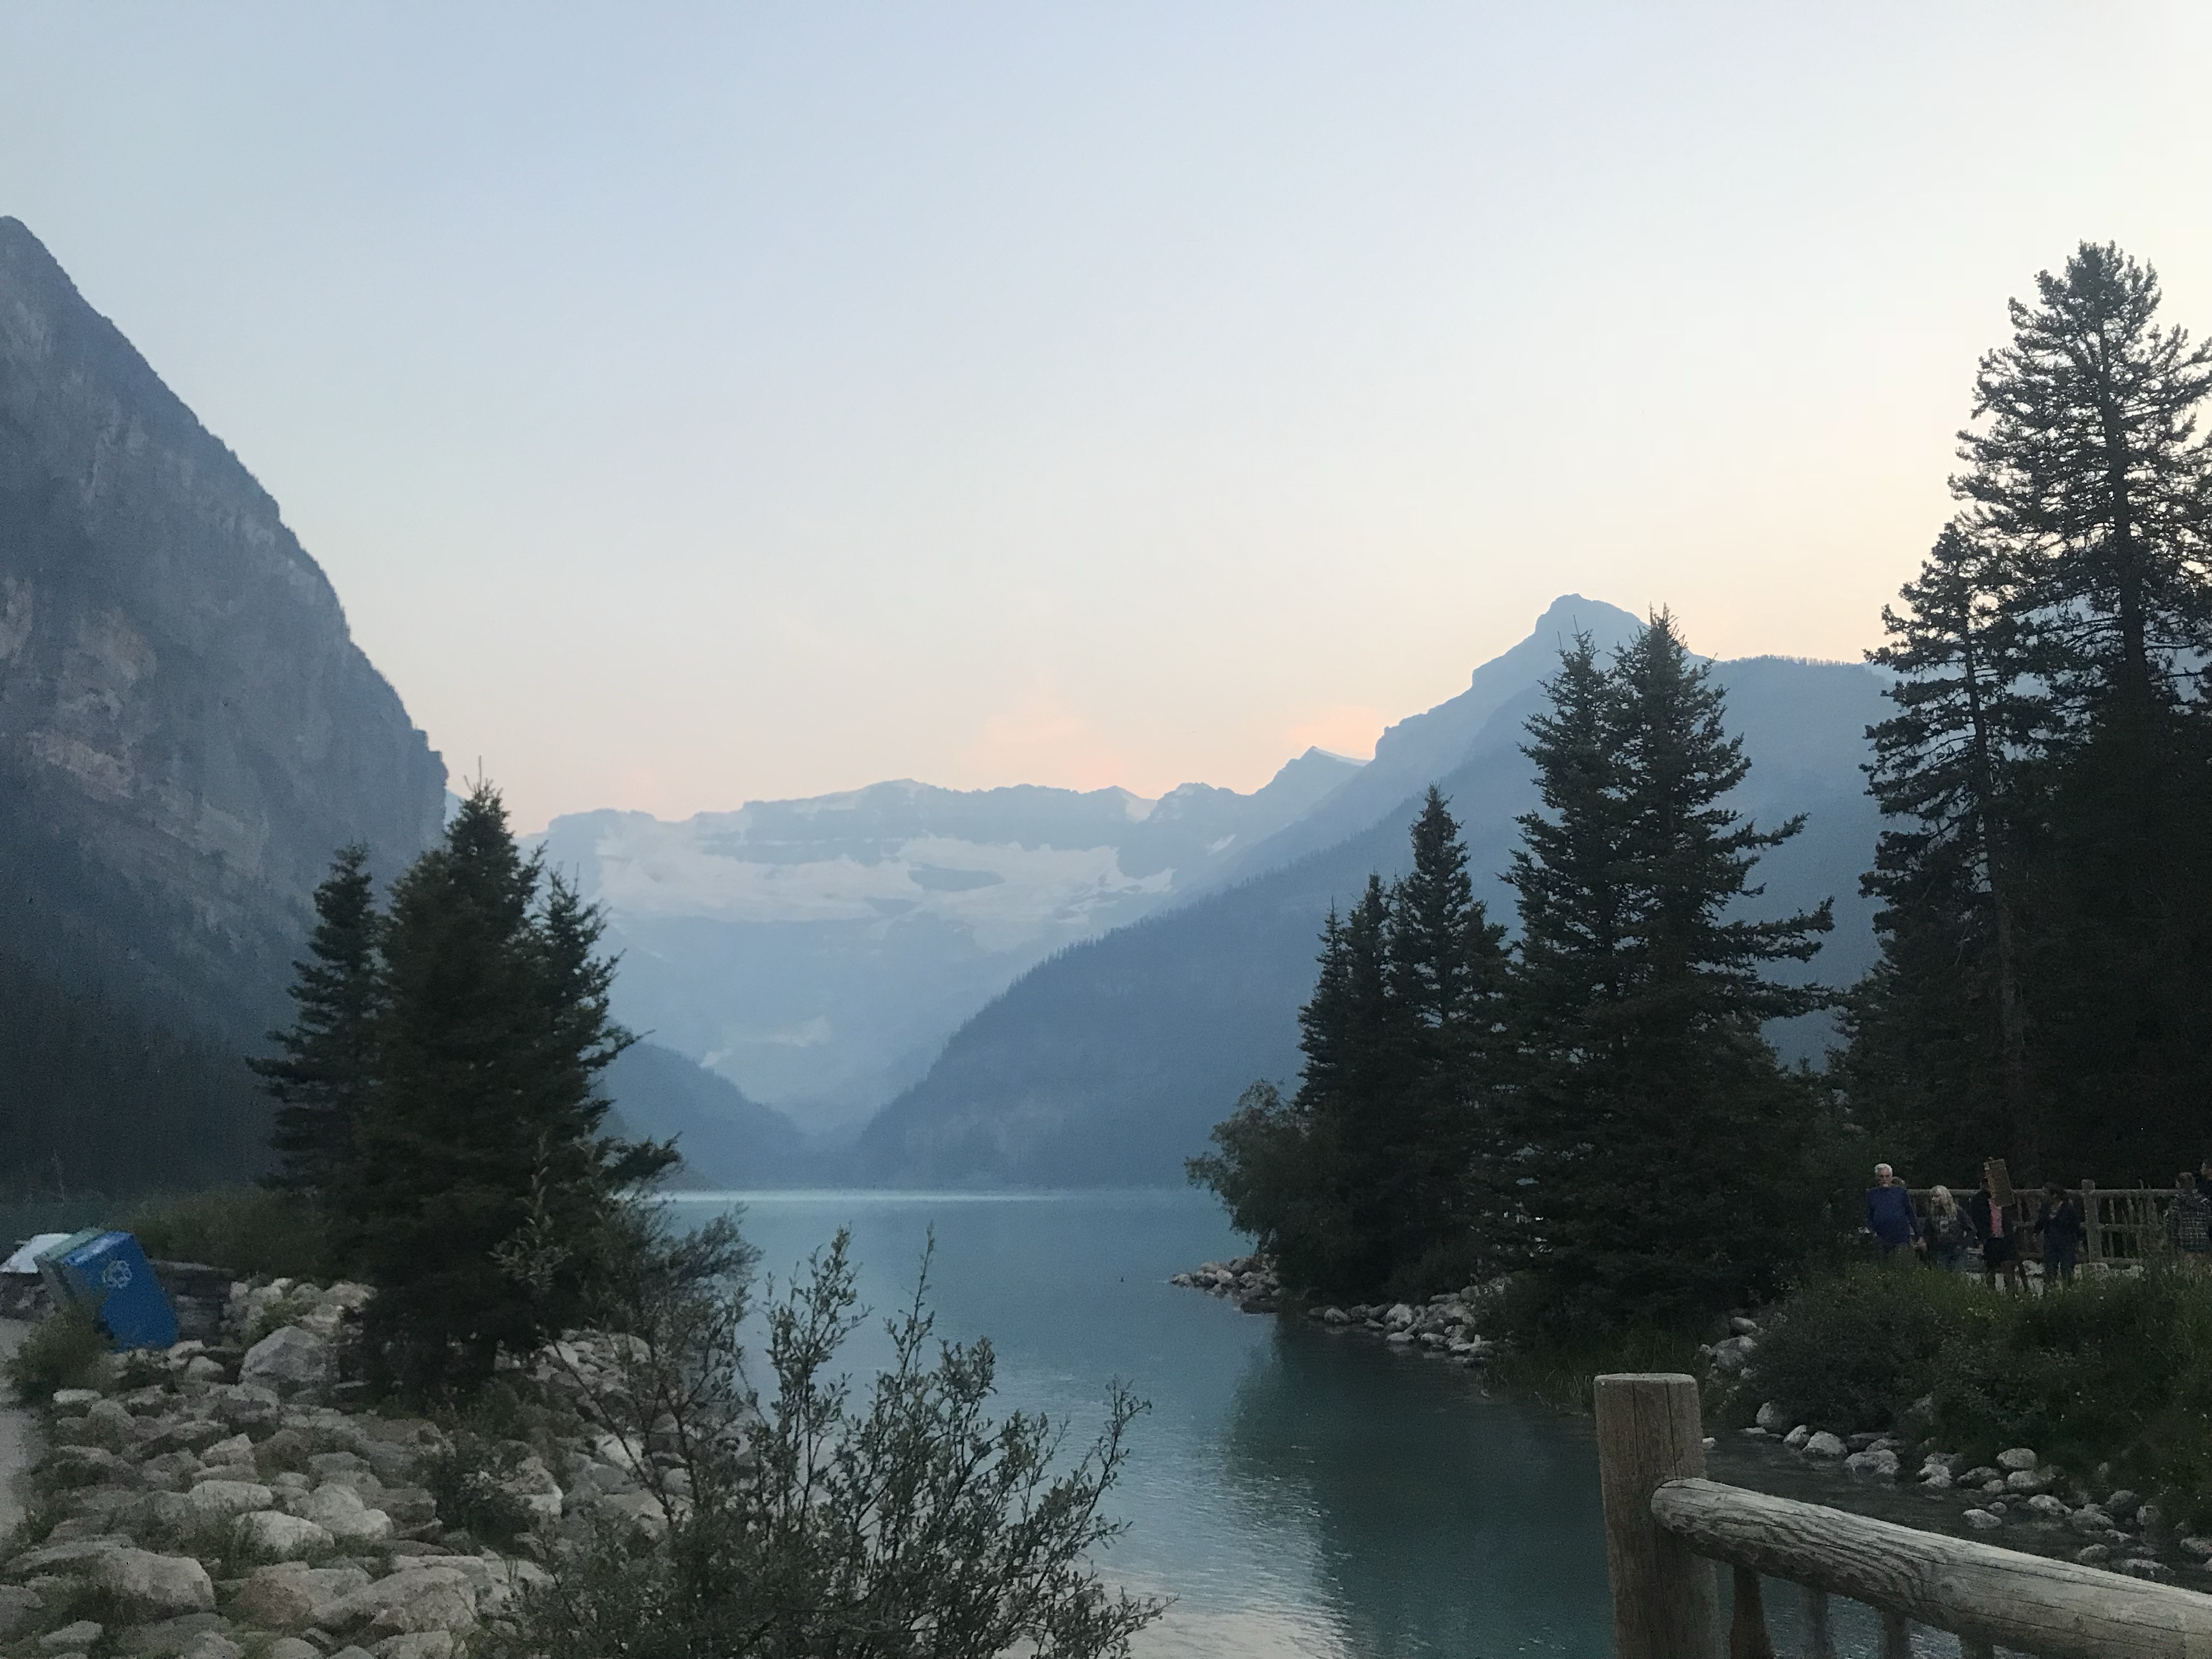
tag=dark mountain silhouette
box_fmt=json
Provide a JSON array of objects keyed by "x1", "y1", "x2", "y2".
[
  {"x1": 851, "y1": 647, "x2": 1886, "y2": 1187},
  {"x1": 601, "y1": 1042, "x2": 825, "y2": 1189},
  {"x1": 0, "y1": 218, "x2": 446, "y2": 1190}
]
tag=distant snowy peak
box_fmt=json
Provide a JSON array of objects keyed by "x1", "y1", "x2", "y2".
[{"x1": 535, "y1": 748, "x2": 1362, "y2": 936}]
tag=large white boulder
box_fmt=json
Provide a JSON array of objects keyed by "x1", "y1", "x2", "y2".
[
  {"x1": 184, "y1": 1479, "x2": 275, "y2": 1519},
  {"x1": 241, "y1": 1327, "x2": 336, "y2": 1396},
  {"x1": 325, "y1": 1566, "x2": 480, "y2": 1639},
  {"x1": 234, "y1": 1510, "x2": 336, "y2": 1558},
  {"x1": 230, "y1": 1564, "x2": 374, "y2": 1632},
  {"x1": 87, "y1": 1549, "x2": 216, "y2": 1616},
  {"x1": 302, "y1": 1482, "x2": 393, "y2": 1546}
]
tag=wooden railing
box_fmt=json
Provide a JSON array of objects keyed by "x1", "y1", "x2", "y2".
[
  {"x1": 1906, "y1": 1184, "x2": 2187, "y2": 1263},
  {"x1": 1596, "y1": 1373, "x2": 2212, "y2": 1659}
]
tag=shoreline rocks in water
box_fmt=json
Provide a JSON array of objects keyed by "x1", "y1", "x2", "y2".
[
  {"x1": 1170, "y1": 1256, "x2": 1496, "y2": 1366},
  {"x1": 1737, "y1": 1401, "x2": 2199, "y2": 1583},
  {"x1": 0, "y1": 1275, "x2": 684, "y2": 1659}
]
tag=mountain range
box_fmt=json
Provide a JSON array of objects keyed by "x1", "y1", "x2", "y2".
[
  {"x1": 847, "y1": 602, "x2": 1889, "y2": 1187},
  {"x1": 0, "y1": 218, "x2": 1898, "y2": 1200},
  {"x1": 535, "y1": 752, "x2": 1360, "y2": 1133}
]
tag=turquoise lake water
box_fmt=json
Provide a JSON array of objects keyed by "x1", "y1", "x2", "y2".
[{"x1": 675, "y1": 1187, "x2": 1615, "y2": 1659}]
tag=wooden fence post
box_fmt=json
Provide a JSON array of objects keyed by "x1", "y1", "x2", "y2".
[
  {"x1": 1595, "y1": 1373, "x2": 1724, "y2": 1659},
  {"x1": 2083, "y1": 1178, "x2": 2099, "y2": 1263}
]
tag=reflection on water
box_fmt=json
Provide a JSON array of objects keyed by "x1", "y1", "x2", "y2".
[{"x1": 687, "y1": 1188, "x2": 1615, "y2": 1658}]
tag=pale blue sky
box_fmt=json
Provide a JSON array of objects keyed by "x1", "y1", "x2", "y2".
[{"x1": 5, "y1": 3, "x2": 2208, "y2": 827}]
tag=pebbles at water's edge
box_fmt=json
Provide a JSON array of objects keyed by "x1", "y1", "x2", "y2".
[{"x1": 1170, "y1": 1257, "x2": 1496, "y2": 1365}]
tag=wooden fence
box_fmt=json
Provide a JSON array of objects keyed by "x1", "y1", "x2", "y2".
[
  {"x1": 1596, "y1": 1373, "x2": 2212, "y2": 1659},
  {"x1": 1905, "y1": 1185, "x2": 2186, "y2": 1263}
]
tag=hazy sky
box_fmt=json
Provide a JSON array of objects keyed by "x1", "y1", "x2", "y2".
[{"x1": 5, "y1": 4, "x2": 2209, "y2": 829}]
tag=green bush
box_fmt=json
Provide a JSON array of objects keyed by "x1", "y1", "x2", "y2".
[
  {"x1": 1931, "y1": 1268, "x2": 2212, "y2": 1507},
  {"x1": 422, "y1": 1426, "x2": 538, "y2": 1546},
  {"x1": 5, "y1": 1309, "x2": 111, "y2": 1402},
  {"x1": 125, "y1": 1186, "x2": 329, "y2": 1279},
  {"x1": 1746, "y1": 1265, "x2": 1985, "y2": 1433},
  {"x1": 1746, "y1": 1265, "x2": 2212, "y2": 1525}
]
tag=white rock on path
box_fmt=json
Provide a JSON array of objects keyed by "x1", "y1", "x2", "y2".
[
  {"x1": 1962, "y1": 1509, "x2": 2002, "y2": 1530},
  {"x1": 1996, "y1": 1447, "x2": 2039, "y2": 1471},
  {"x1": 1753, "y1": 1401, "x2": 1787, "y2": 1431},
  {"x1": 1803, "y1": 1432, "x2": 1848, "y2": 1459}
]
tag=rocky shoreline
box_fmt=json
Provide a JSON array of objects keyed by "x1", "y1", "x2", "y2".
[
  {"x1": 0, "y1": 1276, "x2": 674, "y2": 1659},
  {"x1": 1173, "y1": 1256, "x2": 2211, "y2": 1584},
  {"x1": 1170, "y1": 1257, "x2": 1496, "y2": 1366}
]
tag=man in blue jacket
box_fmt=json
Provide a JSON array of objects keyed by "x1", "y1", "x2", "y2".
[{"x1": 1866, "y1": 1163, "x2": 1921, "y2": 1262}]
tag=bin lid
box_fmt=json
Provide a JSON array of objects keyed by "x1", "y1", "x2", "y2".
[{"x1": 1, "y1": 1233, "x2": 72, "y2": 1275}]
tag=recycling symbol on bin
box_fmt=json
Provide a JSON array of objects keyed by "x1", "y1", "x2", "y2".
[{"x1": 101, "y1": 1259, "x2": 133, "y2": 1291}]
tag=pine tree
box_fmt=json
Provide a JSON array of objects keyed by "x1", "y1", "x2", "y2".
[
  {"x1": 1852, "y1": 242, "x2": 2212, "y2": 1180},
  {"x1": 1384, "y1": 788, "x2": 1508, "y2": 1282},
  {"x1": 1489, "y1": 616, "x2": 1835, "y2": 1329},
  {"x1": 1955, "y1": 242, "x2": 2212, "y2": 729},
  {"x1": 1192, "y1": 806, "x2": 1505, "y2": 1300},
  {"x1": 349, "y1": 783, "x2": 670, "y2": 1393},
  {"x1": 1847, "y1": 524, "x2": 2044, "y2": 1172},
  {"x1": 252, "y1": 844, "x2": 381, "y2": 1207}
]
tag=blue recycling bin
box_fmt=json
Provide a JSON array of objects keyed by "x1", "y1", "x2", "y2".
[{"x1": 36, "y1": 1230, "x2": 179, "y2": 1350}]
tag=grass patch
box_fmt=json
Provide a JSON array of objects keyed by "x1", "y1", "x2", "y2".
[
  {"x1": 5, "y1": 1307, "x2": 110, "y2": 1402},
  {"x1": 1485, "y1": 1324, "x2": 1705, "y2": 1410},
  {"x1": 124, "y1": 1186, "x2": 329, "y2": 1280}
]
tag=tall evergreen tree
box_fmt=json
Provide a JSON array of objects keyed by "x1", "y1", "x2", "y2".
[
  {"x1": 1846, "y1": 524, "x2": 2044, "y2": 1172},
  {"x1": 1486, "y1": 616, "x2": 1834, "y2": 1329},
  {"x1": 1854, "y1": 244, "x2": 2212, "y2": 1181},
  {"x1": 1385, "y1": 788, "x2": 1509, "y2": 1278},
  {"x1": 1955, "y1": 242, "x2": 2212, "y2": 728},
  {"x1": 348, "y1": 783, "x2": 672, "y2": 1393},
  {"x1": 252, "y1": 844, "x2": 381, "y2": 1205},
  {"x1": 1192, "y1": 804, "x2": 1504, "y2": 1300}
]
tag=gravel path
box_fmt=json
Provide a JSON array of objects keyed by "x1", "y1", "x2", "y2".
[{"x1": 0, "y1": 1318, "x2": 31, "y2": 1533}]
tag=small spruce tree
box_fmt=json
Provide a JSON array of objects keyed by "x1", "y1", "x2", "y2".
[
  {"x1": 253, "y1": 843, "x2": 381, "y2": 1209},
  {"x1": 347, "y1": 783, "x2": 672, "y2": 1393}
]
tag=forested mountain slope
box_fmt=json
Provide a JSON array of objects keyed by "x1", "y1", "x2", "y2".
[
  {"x1": 0, "y1": 218, "x2": 446, "y2": 1189},
  {"x1": 852, "y1": 654, "x2": 1885, "y2": 1187}
]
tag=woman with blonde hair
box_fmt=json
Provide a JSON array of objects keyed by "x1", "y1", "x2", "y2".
[{"x1": 1924, "y1": 1184, "x2": 1967, "y2": 1273}]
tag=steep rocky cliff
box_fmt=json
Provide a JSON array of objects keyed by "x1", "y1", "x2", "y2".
[{"x1": 0, "y1": 218, "x2": 445, "y2": 1187}]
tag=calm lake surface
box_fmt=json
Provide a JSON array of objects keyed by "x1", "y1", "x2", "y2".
[{"x1": 675, "y1": 1187, "x2": 1613, "y2": 1659}]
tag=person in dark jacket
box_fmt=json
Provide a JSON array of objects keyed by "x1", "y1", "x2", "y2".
[
  {"x1": 1967, "y1": 1173, "x2": 2023, "y2": 1294},
  {"x1": 1866, "y1": 1164, "x2": 1921, "y2": 1262},
  {"x1": 2036, "y1": 1183, "x2": 2084, "y2": 1287}
]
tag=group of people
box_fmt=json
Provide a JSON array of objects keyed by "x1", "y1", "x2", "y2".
[
  {"x1": 1866, "y1": 1164, "x2": 2083, "y2": 1290},
  {"x1": 1865, "y1": 1162, "x2": 2212, "y2": 1289}
]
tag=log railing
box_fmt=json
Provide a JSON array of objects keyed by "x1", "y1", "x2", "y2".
[
  {"x1": 1906, "y1": 1184, "x2": 2186, "y2": 1264},
  {"x1": 1596, "y1": 1373, "x2": 2212, "y2": 1659}
]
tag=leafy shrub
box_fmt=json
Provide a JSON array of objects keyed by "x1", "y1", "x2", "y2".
[
  {"x1": 5, "y1": 1308, "x2": 110, "y2": 1402},
  {"x1": 1932, "y1": 1268, "x2": 2212, "y2": 1505},
  {"x1": 1747, "y1": 1264, "x2": 2212, "y2": 1524},
  {"x1": 126, "y1": 1186, "x2": 329, "y2": 1279},
  {"x1": 422, "y1": 1427, "x2": 538, "y2": 1546},
  {"x1": 1743, "y1": 1265, "x2": 1984, "y2": 1433}
]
